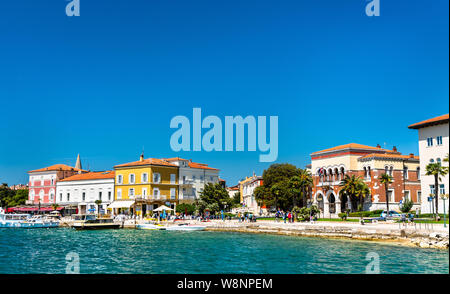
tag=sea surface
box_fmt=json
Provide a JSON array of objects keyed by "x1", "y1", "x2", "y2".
[{"x1": 0, "y1": 228, "x2": 448, "y2": 274}]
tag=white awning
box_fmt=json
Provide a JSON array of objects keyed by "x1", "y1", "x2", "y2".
[{"x1": 108, "y1": 201, "x2": 135, "y2": 209}]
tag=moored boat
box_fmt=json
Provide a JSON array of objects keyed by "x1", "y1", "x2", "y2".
[
  {"x1": 165, "y1": 223, "x2": 206, "y2": 231},
  {"x1": 72, "y1": 214, "x2": 121, "y2": 230},
  {"x1": 136, "y1": 223, "x2": 166, "y2": 230},
  {"x1": 0, "y1": 213, "x2": 59, "y2": 228}
]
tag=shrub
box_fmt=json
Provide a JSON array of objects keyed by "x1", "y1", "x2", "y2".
[
  {"x1": 338, "y1": 213, "x2": 347, "y2": 220},
  {"x1": 400, "y1": 199, "x2": 414, "y2": 213}
]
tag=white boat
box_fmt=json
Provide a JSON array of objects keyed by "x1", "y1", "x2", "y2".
[
  {"x1": 72, "y1": 214, "x2": 121, "y2": 230},
  {"x1": 136, "y1": 223, "x2": 166, "y2": 230},
  {"x1": 0, "y1": 213, "x2": 59, "y2": 228},
  {"x1": 165, "y1": 224, "x2": 206, "y2": 231}
]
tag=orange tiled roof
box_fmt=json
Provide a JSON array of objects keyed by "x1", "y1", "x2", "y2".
[
  {"x1": 59, "y1": 171, "x2": 115, "y2": 182},
  {"x1": 311, "y1": 143, "x2": 394, "y2": 155},
  {"x1": 28, "y1": 164, "x2": 86, "y2": 173},
  {"x1": 114, "y1": 158, "x2": 177, "y2": 168},
  {"x1": 359, "y1": 153, "x2": 419, "y2": 161},
  {"x1": 164, "y1": 157, "x2": 189, "y2": 162},
  {"x1": 408, "y1": 114, "x2": 449, "y2": 129},
  {"x1": 188, "y1": 162, "x2": 219, "y2": 170}
]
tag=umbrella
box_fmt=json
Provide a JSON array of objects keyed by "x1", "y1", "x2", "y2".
[{"x1": 153, "y1": 205, "x2": 173, "y2": 212}]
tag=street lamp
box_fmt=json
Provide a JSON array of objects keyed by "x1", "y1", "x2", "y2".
[{"x1": 440, "y1": 194, "x2": 448, "y2": 228}]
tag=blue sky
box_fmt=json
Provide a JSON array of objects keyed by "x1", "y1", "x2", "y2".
[{"x1": 0, "y1": 0, "x2": 448, "y2": 186}]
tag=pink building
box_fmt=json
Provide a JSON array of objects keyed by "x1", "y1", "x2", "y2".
[{"x1": 28, "y1": 162, "x2": 85, "y2": 205}]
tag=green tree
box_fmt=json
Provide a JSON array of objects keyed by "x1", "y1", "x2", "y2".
[
  {"x1": 176, "y1": 203, "x2": 196, "y2": 215},
  {"x1": 198, "y1": 183, "x2": 232, "y2": 213},
  {"x1": 232, "y1": 191, "x2": 241, "y2": 205},
  {"x1": 379, "y1": 173, "x2": 393, "y2": 215},
  {"x1": 254, "y1": 186, "x2": 271, "y2": 208},
  {"x1": 425, "y1": 162, "x2": 449, "y2": 220},
  {"x1": 339, "y1": 175, "x2": 369, "y2": 212},
  {"x1": 261, "y1": 163, "x2": 300, "y2": 210}
]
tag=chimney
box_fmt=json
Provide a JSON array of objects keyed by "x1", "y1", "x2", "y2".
[
  {"x1": 392, "y1": 146, "x2": 397, "y2": 152},
  {"x1": 376, "y1": 144, "x2": 381, "y2": 148},
  {"x1": 409, "y1": 153, "x2": 414, "y2": 158},
  {"x1": 139, "y1": 152, "x2": 144, "y2": 162}
]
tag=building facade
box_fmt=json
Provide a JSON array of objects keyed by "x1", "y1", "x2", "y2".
[
  {"x1": 55, "y1": 171, "x2": 115, "y2": 215},
  {"x1": 409, "y1": 114, "x2": 449, "y2": 214},
  {"x1": 164, "y1": 158, "x2": 220, "y2": 203},
  {"x1": 113, "y1": 155, "x2": 179, "y2": 217},
  {"x1": 27, "y1": 164, "x2": 85, "y2": 205},
  {"x1": 240, "y1": 175, "x2": 263, "y2": 214},
  {"x1": 311, "y1": 143, "x2": 421, "y2": 217}
]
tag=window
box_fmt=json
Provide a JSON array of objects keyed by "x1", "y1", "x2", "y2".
[
  {"x1": 142, "y1": 188, "x2": 147, "y2": 197},
  {"x1": 153, "y1": 188, "x2": 160, "y2": 197},
  {"x1": 430, "y1": 159, "x2": 434, "y2": 163},
  {"x1": 108, "y1": 191, "x2": 111, "y2": 201},
  {"x1": 60, "y1": 193, "x2": 63, "y2": 202},
  {"x1": 117, "y1": 189, "x2": 122, "y2": 199},
  {"x1": 82, "y1": 192, "x2": 86, "y2": 201},
  {"x1": 437, "y1": 158, "x2": 441, "y2": 164},
  {"x1": 416, "y1": 167, "x2": 420, "y2": 177},
  {"x1": 129, "y1": 188, "x2": 135, "y2": 197},
  {"x1": 404, "y1": 191, "x2": 410, "y2": 201},
  {"x1": 117, "y1": 175, "x2": 123, "y2": 184},
  {"x1": 403, "y1": 166, "x2": 408, "y2": 179},
  {"x1": 99, "y1": 192, "x2": 102, "y2": 200},
  {"x1": 153, "y1": 173, "x2": 161, "y2": 183},
  {"x1": 387, "y1": 190, "x2": 394, "y2": 203},
  {"x1": 437, "y1": 136, "x2": 443, "y2": 145},
  {"x1": 439, "y1": 184, "x2": 445, "y2": 195},
  {"x1": 417, "y1": 191, "x2": 421, "y2": 203},
  {"x1": 67, "y1": 193, "x2": 70, "y2": 202},
  {"x1": 170, "y1": 188, "x2": 176, "y2": 199},
  {"x1": 200, "y1": 175, "x2": 204, "y2": 181},
  {"x1": 129, "y1": 174, "x2": 135, "y2": 184},
  {"x1": 427, "y1": 137, "x2": 433, "y2": 147},
  {"x1": 142, "y1": 173, "x2": 148, "y2": 183},
  {"x1": 51, "y1": 179, "x2": 54, "y2": 185},
  {"x1": 170, "y1": 174, "x2": 176, "y2": 184},
  {"x1": 430, "y1": 185, "x2": 435, "y2": 195}
]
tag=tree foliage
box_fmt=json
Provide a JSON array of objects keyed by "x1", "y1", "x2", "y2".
[
  {"x1": 340, "y1": 175, "x2": 370, "y2": 212},
  {"x1": 198, "y1": 183, "x2": 232, "y2": 213},
  {"x1": 0, "y1": 185, "x2": 28, "y2": 208}
]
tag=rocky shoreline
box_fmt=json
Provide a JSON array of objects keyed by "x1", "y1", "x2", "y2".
[{"x1": 202, "y1": 221, "x2": 449, "y2": 250}]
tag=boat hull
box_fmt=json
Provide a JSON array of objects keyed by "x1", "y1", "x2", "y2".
[
  {"x1": 136, "y1": 224, "x2": 166, "y2": 230},
  {"x1": 72, "y1": 223, "x2": 121, "y2": 230},
  {"x1": 0, "y1": 222, "x2": 59, "y2": 228},
  {"x1": 165, "y1": 225, "x2": 206, "y2": 231}
]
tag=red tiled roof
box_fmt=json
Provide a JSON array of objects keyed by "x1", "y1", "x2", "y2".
[
  {"x1": 114, "y1": 158, "x2": 178, "y2": 168},
  {"x1": 58, "y1": 171, "x2": 115, "y2": 182},
  {"x1": 188, "y1": 162, "x2": 219, "y2": 170},
  {"x1": 408, "y1": 114, "x2": 449, "y2": 129},
  {"x1": 28, "y1": 164, "x2": 86, "y2": 173},
  {"x1": 311, "y1": 143, "x2": 394, "y2": 155},
  {"x1": 358, "y1": 153, "x2": 419, "y2": 161}
]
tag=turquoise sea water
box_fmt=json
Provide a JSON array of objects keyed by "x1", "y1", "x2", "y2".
[{"x1": 0, "y1": 228, "x2": 448, "y2": 274}]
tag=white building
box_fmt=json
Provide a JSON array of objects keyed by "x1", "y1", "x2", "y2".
[
  {"x1": 164, "y1": 158, "x2": 220, "y2": 203},
  {"x1": 409, "y1": 114, "x2": 449, "y2": 214},
  {"x1": 241, "y1": 175, "x2": 263, "y2": 214},
  {"x1": 56, "y1": 171, "x2": 115, "y2": 215}
]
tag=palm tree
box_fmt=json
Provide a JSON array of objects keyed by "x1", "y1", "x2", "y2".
[
  {"x1": 339, "y1": 175, "x2": 368, "y2": 211},
  {"x1": 270, "y1": 184, "x2": 283, "y2": 210},
  {"x1": 426, "y1": 162, "x2": 449, "y2": 220},
  {"x1": 95, "y1": 199, "x2": 103, "y2": 217},
  {"x1": 298, "y1": 169, "x2": 313, "y2": 207},
  {"x1": 380, "y1": 173, "x2": 393, "y2": 216},
  {"x1": 51, "y1": 203, "x2": 59, "y2": 211}
]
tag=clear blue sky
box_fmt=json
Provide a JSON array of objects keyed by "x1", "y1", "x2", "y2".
[{"x1": 0, "y1": 0, "x2": 448, "y2": 186}]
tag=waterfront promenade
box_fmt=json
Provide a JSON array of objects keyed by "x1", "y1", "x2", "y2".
[{"x1": 201, "y1": 220, "x2": 449, "y2": 249}]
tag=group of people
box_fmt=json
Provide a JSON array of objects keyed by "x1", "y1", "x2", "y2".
[
  {"x1": 275, "y1": 210, "x2": 296, "y2": 223},
  {"x1": 237, "y1": 212, "x2": 257, "y2": 222}
]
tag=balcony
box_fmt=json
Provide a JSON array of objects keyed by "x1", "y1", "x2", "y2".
[{"x1": 179, "y1": 179, "x2": 194, "y2": 186}]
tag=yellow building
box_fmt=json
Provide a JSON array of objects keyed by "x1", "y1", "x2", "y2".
[{"x1": 112, "y1": 154, "x2": 179, "y2": 217}]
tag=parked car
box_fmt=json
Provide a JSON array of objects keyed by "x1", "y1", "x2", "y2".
[{"x1": 380, "y1": 210, "x2": 402, "y2": 219}]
